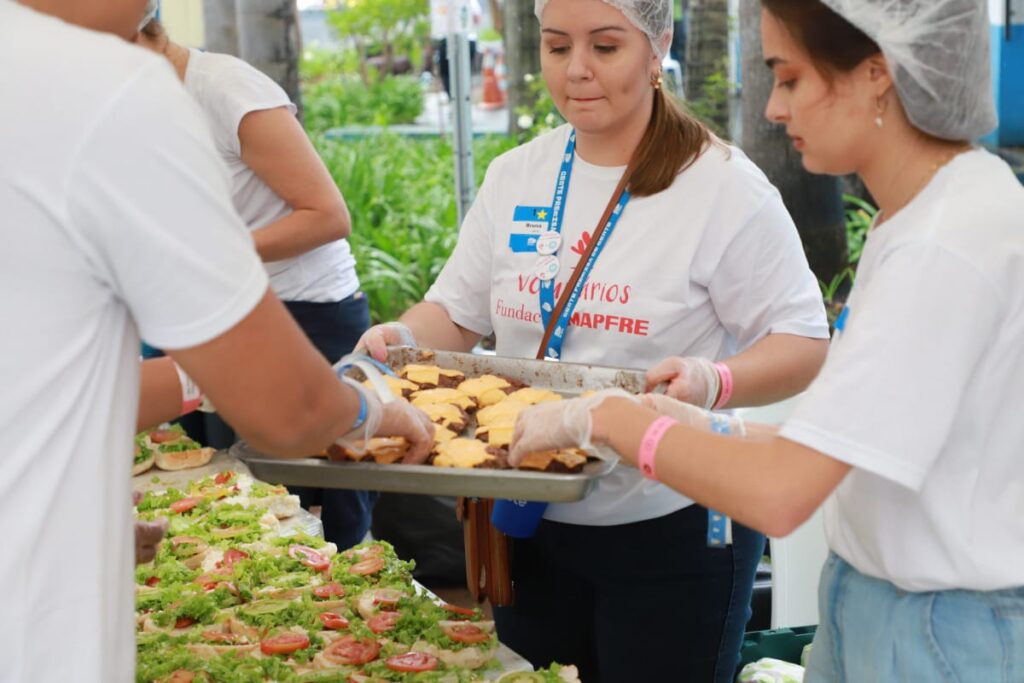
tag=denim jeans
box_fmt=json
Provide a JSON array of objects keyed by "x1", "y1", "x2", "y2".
[
  {"x1": 494, "y1": 504, "x2": 765, "y2": 683},
  {"x1": 807, "y1": 552, "x2": 1024, "y2": 682}
]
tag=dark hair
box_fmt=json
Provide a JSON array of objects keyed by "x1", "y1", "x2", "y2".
[
  {"x1": 761, "y1": 0, "x2": 880, "y2": 77},
  {"x1": 140, "y1": 18, "x2": 166, "y2": 39},
  {"x1": 628, "y1": 88, "x2": 712, "y2": 197}
]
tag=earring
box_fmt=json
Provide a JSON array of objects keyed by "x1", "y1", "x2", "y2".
[
  {"x1": 651, "y1": 71, "x2": 663, "y2": 90},
  {"x1": 874, "y1": 97, "x2": 884, "y2": 129}
]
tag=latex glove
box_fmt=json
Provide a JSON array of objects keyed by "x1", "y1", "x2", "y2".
[
  {"x1": 133, "y1": 492, "x2": 168, "y2": 565},
  {"x1": 507, "y1": 389, "x2": 636, "y2": 467},
  {"x1": 638, "y1": 393, "x2": 746, "y2": 436},
  {"x1": 645, "y1": 356, "x2": 721, "y2": 410},
  {"x1": 354, "y1": 322, "x2": 416, "y2": 363},
  {"x1": 374, "y1": 399, "x2": 436, "y2": 464}
]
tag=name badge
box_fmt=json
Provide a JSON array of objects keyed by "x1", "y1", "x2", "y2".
[
  {"x1": 535, "y1": 231, "x2": 561, "y2": 256},
  {"x1": 535, "y1": 255, "x2": 560, "y2": 281}
]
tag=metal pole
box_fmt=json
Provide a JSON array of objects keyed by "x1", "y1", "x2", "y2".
[{"x1": 446, "y1": 0, "x2": 476, "y2": 228}]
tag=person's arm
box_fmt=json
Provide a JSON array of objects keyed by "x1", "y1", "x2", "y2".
[
  {"x1": 137, "y1": 357, "x2": 183, "y2": 432},
  {"x1": 239, "y1": 107, "x2": 351, "y2": 262},
  {"x1": 399, "y1": 302, "x2": 481, "y2": 352},
  {"x1": 591, "y1": 397, "x2": 851, "y2": 537}
]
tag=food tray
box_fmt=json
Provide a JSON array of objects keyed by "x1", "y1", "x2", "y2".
[{"x1": 235, "y1": 347, "x2": 645, "y2": 502}]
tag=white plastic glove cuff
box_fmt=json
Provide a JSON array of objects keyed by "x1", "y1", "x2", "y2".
[
  {"x1": 335, "y1": 376, "x2": 384, "y2": 454},
  {"x1": 385, "y1": 322, "x2": 417, "y2": 348}
]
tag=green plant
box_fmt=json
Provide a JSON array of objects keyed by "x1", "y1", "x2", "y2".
[
  {"x1": 686, "y1": 58, "x2": 731, "y2": 139},
  {"x1": 303, "y1": 75, "x2": 425, "y2": 131},
  {"x1": 819, "y1": 267, "x2": 855, "y2": 328},
  {"x1": 327, "y1": 0, "x2": 430, "y2": 85},
  {"x1": 513, "y1": 73, "x2": 564, "y2": 143},
  {"x1": 299, "y1": 45, "x2": 359, "y2": 82},
  {"x1": 842, "y1": 193, "x2": 877, "y2": 265},
  {"x1": 313, "y1": 133, "x2": 516, "y2": 322}
]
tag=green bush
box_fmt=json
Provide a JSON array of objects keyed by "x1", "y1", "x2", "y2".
[
  {"x1": 314, "y1": 133, "x2": 517, "y2": 322},
  {"x1": 303, "y1": 75, "x2": 425, "y2": 130}
]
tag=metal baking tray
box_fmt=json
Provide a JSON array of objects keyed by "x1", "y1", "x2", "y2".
[{"x1": 235, "y1": 347, "x2": 645, "y2": 502}]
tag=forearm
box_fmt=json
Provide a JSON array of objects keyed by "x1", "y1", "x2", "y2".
[
  {"x1": 592, "y1": 398, "x2": 848, "y2": 537},
  {"x1": 718, "y1": 333, "x2": 827, "y2": 407},
  {"x1": 251, "y1": 206, "x2": 349, "y2": 262},
  {"x1": 137, "y1": 357, "x2": 187, "y2": 432},
  {"x1": 399, "y1": 302, "x2": 481, "y2": 352}
]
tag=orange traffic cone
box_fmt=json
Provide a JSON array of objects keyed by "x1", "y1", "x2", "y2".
[{"x1": 479, "y1": 52, "x2": 506, "y2": 110}]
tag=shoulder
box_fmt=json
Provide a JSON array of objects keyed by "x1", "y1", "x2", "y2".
[
  {"x1": 674, "y1": 141, "x2": 780, "y2": 207},
  {"x1": 187, "y1": 50, "x2": 293, "y2": 111},
  {"x1": 484, "y1": 125, "x2": 571, "y2": 179}
]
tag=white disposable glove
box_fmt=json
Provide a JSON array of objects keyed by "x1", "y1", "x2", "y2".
[
  {"x1": 507, "y1": 389, "x2": 636, "y2": 467},
  {"x1": 132, "y1": 491, "x2": 168, "y2": 565},
  {"x1": 637, "y1": 393, "x2": 746, "y2": 436},
  {"x1": 333, "y1": 376, "x2": 435, "y2": 464},
  {"x1": 645, "y1": 356, "x2": 721, "y2": 410},
  {"x1": 354, "y1": 322, "x2": 417, "y2": 363}
]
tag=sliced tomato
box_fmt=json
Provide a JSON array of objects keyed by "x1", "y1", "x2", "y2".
[
  {"x1": 174, "y1": 617, "x2": 196, "y2": 629},
  {"x1": 367, "y1": 611, "x2": 400, "y2": 634},
  {"x1": 220, "y1": 548, "x2": 249, "y2": 569},
  {"x1": 145, "y1": 576, "x2": 160, "y2": 587},
  {"x1": 441, "y1": 622, "x2": 490, "y2": 644},
  {"x1": 370, "y1": 588, "x2": 404, "y2": 608},
  {"x1": 385, "y1": 651, "x2": 438, "y2": 673},
  {"x1": 348, "y1": 556, "x2": 385, "y2": 576},
  {"x1": 322, "y1": 635, "x2": 380, "y2": 665},
  {"x1": 259, "y1": 632, "x2": 310, "y2": 656},
  {"x1": 194, "y1": 572, "x2": 231, "y2": 589},
  {"x1": 169, "y1": 497, "x2": 202, "y2": 514},
  {"x1": 214, "y1": 470, "x2": 235, "y2": 485},
  {"x1": 149, "y1": 428, "x2": 183, "y2": 444},
  {"x1": 318, "y1": 612, "x2": 350, "y2": 630},
  {"x1": 288, "y1": 544, "x2": 330, "y2": 571},
  {"x1": 313, "y1": 583, "x2": 346, "y2": 600},
  {"x1": 441, "y1": 602, "x2": 477, "y2": 617},
  {"x1": 342, "y1": 544, "x2": 385, "y2": 561}
]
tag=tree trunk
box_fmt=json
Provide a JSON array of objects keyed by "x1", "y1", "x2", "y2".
[
  {"x1": 502, "y1": 0, "x2": 540, "y2": 136},
  {"x1": 203, "y1": 0, "x2": 239, "y2": 56},
  {"x1": 738, "y1": 2, "x2": 847, "y2": 283},
  {"x1": 488, "y1": 0, "x2": 504, "y2": 38},
  {"x1": 685, "y1": 0, "x2": 729, "y2": 132},
  {"x1": 235, "y1": 0, "x2": 304, "y2": 118}
]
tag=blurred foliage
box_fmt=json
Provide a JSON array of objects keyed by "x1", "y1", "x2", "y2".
[
  {"x1": 303, "y1": 74, "x2": 425, "y2": 129},
  {"x1": 326, "y1": 0, "x2": 430, "y2": 84}
]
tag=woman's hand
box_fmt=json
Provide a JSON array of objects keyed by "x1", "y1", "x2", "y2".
[
  {"x1": 645, "y1": 356, "x2": 720, "y2": 409},
  {"x1": 375, "y1": 400, "x2": 436, "y2": 464},
  {"x1": 354, "y1": 322, "x2": 417, "y2": 362},
  {"x1": 507, "y1": 389, "x2": 636, "y2": 467}
]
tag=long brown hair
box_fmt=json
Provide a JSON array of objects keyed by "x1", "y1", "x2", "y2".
[
  {"x1": 628, "y1": 88, "x2": 712, "y2": 197},
  {"x1": 761, "y1": 0, "x2": 880, "y2": 79}
]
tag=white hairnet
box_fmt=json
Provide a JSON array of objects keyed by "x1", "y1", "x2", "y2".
[
  {"x1": 534, "y1": 0, "x2": 673, "y2": 60},
  {"x1": 138, "y1": 0, "x2": 159, "y2": 32},
  {"x1": 821, "y1": 0, "x2": 996, "y2": 141}
]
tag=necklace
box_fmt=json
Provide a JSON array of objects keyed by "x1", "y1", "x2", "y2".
[{"x1": 875, "y1": 145, "x2": 971, "y2": 227}]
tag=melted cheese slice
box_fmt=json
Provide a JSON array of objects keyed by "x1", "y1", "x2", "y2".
[
  {"x1": 364, "y1": 376, "x2": 419, "y2": 398},
  {"x1": 476, "y1": 400, "x2": 529, "y2": 427},
  {"x1": 418, "y1": 402, "x2": 466, "y2": 427},
  {"x1": 507, "y1": 387, "x2": 563, "y2": 405},
  {"x1": 457, "y1": 375, "x2": 510, "y2": 399},
  {"x1": 411, "y1": 388, "x2": 475, "y2": 411},
  {"x1": 401, "y1": 364, "x2": 465, "y2": 386},
  {"x1": 477, "y1": 387, "x2": 512, "y2": 408},
  {"x1": 433, "y1": 438, "x2": 496, "y2": 468},
  {"x1": 433, "y1": 426, "x2": 458, "y2": 445},
  {"x1": 475, "y1": 423, "x2": 514, "y2": 448}
]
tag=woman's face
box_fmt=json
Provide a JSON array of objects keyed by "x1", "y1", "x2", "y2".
[
  {"x1": 540, "y1": 0, "x2": 659, "y2": 139},
  {"x1": 760, "y1": 8, "x2": 881, "y2": 175}
]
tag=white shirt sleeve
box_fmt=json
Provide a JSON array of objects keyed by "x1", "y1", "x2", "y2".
[
  {"x1": 205, "y1": 59, "x2": 296, "y2": 158},
  {"x1": 67, "y1": 61, "x2": 269, "y2": 351},
  {"x1": 707, "y1": 194, "x2": 830, "y2": 350},
  {"x1": 423, "y1": 159, "x2": 502, "y2": 336},
  {"x1": 780, "y1": 242, "x2": 1002, "y2": 490}
]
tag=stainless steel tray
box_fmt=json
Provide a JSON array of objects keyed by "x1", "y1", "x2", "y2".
[
  {"x1": 232, "y1": 441, "x2": 617, "y2": 502},
  {"x1": 235, "y1": 347, "x2": 645, "y2": 502}
]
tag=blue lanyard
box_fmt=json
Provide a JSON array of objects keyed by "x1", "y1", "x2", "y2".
[
  {"x1": 707, "y1": 415, "x2": 734, "y2": 547},
  {"x1": 539, "y1": 130, "x2": 632, "y2": 359}
]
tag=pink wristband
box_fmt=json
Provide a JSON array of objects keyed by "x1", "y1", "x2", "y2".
[
  {"x1": 638, "y1": 416, "x2": 677, "y2": 480},
  {"x1": 713, "y1": 362, "x2": 733, "y2": 409}
]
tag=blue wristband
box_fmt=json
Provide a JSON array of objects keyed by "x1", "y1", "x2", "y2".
[
  {"x1": 349, "y1": 386, "x2": 368, "y2": 431},
  {"x1": 707, "y1": 415, "x2": 733, "y2": 548}
]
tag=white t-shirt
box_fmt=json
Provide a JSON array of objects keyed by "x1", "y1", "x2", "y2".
[
  {"x1": 0, "y1": 5, "x2": 269, "y2": 680},
  {"x1": 184, "y1": 48, "x2": 359, "y2": 303},
  {"x1": 780, "y1": 149, "x2": 1024, "y2": 592},
  {"x1": 426, "y1": 125, "x2": 829, "y2": 525}
]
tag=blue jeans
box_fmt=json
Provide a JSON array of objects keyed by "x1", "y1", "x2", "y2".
[
  {"x1": 808, "y1": 552, "x2": 1024, "y2": 682},
  {"x1": 494, "y1": 504, "x2": 765, "y2": 683}
]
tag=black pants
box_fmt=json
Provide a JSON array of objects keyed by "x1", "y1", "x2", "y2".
[{"x1": 493, "y1": 504, "x2": 765, "y2": 683}]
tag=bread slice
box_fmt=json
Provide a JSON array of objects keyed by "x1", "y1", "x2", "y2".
[
  {"x1": 132, "y1": 444, "x2": 155, "y2": 476},
  {"x1": 154, "y1": 446, "x2": 215, "y2": 471},
  {"x1": 517, "y1": 449, "x2": 588, "y2": 473}
]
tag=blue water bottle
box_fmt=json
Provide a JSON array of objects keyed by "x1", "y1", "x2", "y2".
[{"x1": 491, "y1": 499, "x2": 548, "y2": 538}]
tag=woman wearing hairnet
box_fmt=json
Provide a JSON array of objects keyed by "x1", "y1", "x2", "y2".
[
  {"x1": 511, "y1": 1, "x2": 1024, "y2": 680},
  {"x1": 357, "y1": 0, "x2": 831, "y2": 679}
]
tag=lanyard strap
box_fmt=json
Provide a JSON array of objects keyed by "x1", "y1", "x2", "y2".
[
  {"x1": 707, "y1": 414, "x2": 734, "y2": 547},
  {"x1": 536, "y1": 130, "x2": 633, "y2": 360}
]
